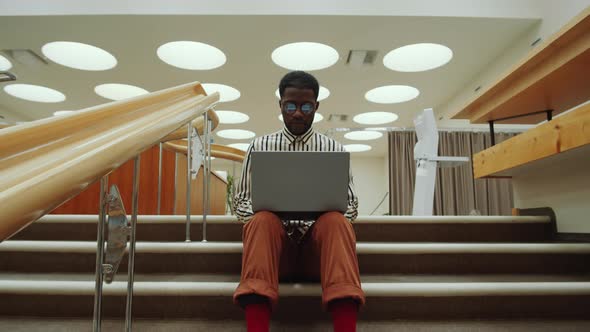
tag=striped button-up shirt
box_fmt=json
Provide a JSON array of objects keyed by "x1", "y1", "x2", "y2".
[{"x1": 234, "y1": 126, "x2": 359, "y2": 240}]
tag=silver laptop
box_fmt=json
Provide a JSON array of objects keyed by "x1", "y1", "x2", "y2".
[{"x1": 251, "y1": 151, "x2": 350, "y2": 220}]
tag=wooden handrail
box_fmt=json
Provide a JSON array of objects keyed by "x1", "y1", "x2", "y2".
[
  {"x1": 0, "y1": 81, "x2": 219, "y2": 240},
  {"x1": 163, "y1": 139, "x2": 246, "y2": 163},
  {"x1": 161, "y1": 109, "x2": 220, "y2": 142}
]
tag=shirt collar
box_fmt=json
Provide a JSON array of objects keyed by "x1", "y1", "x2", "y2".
[{"x1": 282, "y1": 125, "x2": 315, "y2": 144}]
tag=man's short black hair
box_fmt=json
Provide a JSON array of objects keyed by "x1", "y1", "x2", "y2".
[{"x1": 278, "y1": 71, "x2": 319, "y2": 101}]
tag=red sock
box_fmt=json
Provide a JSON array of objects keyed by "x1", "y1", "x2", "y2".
[
  {"x1": 330, "y1": 299, "x2": 358, "y2": 332},
  {"x1": 245, "y1": 302, "x2": 271, "y2": 332}
]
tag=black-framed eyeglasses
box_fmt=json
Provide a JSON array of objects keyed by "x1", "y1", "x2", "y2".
[{"x1": 282, "y1": 101, "x2": 316, "y2": 114}]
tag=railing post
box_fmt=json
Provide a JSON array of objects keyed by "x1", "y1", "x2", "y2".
[
  {"x1": 93, "y1": 176, "x2": 109, "y2": 332},
  {"x1": 202, "y1": 112, "x2": 211, "y2": 242},
  {"x1": 125, "y1": 156, "x2": 140, "y2": 331},
  {"x1": 185, "y1": 122, "x2": 193, "y2": 242},
  {"x1": 488, "y1": 120, "x2": 496, "y2": 146},
  {"x1": 157, "y1": 142, "x2": 163, "y2": 215}
]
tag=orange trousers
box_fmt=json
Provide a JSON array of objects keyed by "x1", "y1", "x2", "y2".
[{"x1": 233, "y1": 210, "x2": 365, "y2": 309}]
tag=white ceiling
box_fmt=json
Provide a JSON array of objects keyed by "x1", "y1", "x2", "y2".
[{"x1": 0, "y1": 10, "x2": 540, "y2": 157}]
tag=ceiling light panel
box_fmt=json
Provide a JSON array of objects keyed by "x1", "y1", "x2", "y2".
[
  {"x1": 275, "y1": 86, "x2": 330, "y2": 101},
  {"x1": 216, "y1": 129, "x2": 255, "y2": 140},
  {"x1": 0, "y1": 54, "x2": 12, "y2": 70},
  {"x1": 157, "y1": 41, "x2": 226, "y2": 70},
  {"x1": 4, "y1": 84, "x2": 66, "y2": 103},
  {"x1": 344, "y1": 144, "x2": 372, "y2": 152},
  {"x1": 344, "y1": 131, "x2": 383, "y2": 141},
  {"x1": 278, "y1": 113, "x2": 324, "y2": 123},
  {"x1": 216, "y1": 110, "x2": 249, "y2": 124},
  {"x1": 228, "y1": 143, "x2": 250, "y2": 151},
  {"x1": 53, "y1": 110, "x2": 74, "y2": 116},
  {"x1": 271, "y1": 42, "x2": 339, "y2": 71},
  {"x1": 384, "y1": 43, "x2": 453, "y2": 72},
  {"x1": 42, "y1": 41, "x2": 117, "y2": 71},
  {"x1": 353, "y1": 112, "x2": 399, "y2": 125},
  {"x1": 95, "y1": 83, "x2": 149, "y2": 101},
  {"x1": 365, "y1": 85, "x2": 419, "y2": 104},
  {"x1": 202, "y1": 83, "x2": 240, "y2": 102}
]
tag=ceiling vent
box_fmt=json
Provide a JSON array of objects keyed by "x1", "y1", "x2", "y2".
[
  {"x1": 346, "y1": 50, "x2": 377, "y2": 68},
  {"x1": 328, "y1": 114, "x2": 348, "y2": 122},
  {"x1": 3, "y1": 49, "x2": 49, "y2": 67}
]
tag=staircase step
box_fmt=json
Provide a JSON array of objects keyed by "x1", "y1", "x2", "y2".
[
  {"x1": 11, "y1": 214, "x2": 555, "y2": 242},
  {"x1": 1, "y1": 278, "x2": 589, "y2": 319},
  {"x1": 1, "y1": 241, "x2": 589, "y2": 274},
  {"x1": 3, "y1": 272, "x2": 590, "y2": 282},
  {"x1": 2, "y1": 318, "x2": 590, "y2": 332},
  {"x1": 3, "y1": 279, "x2": 590, "y2": 297}
]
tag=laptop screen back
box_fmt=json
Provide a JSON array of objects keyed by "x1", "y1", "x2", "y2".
[{"x1": 250, "y1": 151, "x2": 349, "y2": 220}]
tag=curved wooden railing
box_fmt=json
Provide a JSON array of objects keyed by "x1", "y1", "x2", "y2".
[
  {"x1": 161, "y1": 109, "x2": 220, "y2": 142},
  {"x1": 0, "y1": 81, "x2": 219, "y2": 241},
  {"x1": 163, "y1": 139, "x2": 246, "y2": 163}
]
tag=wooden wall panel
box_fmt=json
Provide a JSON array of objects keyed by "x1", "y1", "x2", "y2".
[
  {"x1": 174, "y1": 154, "x2": 227, "y2": 215},
  {"x1": 51, "y1": 145, "x2": 176, "y2": 215},
  {"x1": 160, "y1": 148, "x2": 176, "y2": 215}
]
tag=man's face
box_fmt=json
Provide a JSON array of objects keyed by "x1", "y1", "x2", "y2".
[{"x1": 280, "y1": 87, "x2": 319, "y2": 136}]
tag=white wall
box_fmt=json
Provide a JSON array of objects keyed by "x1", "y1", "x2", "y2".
[
  {"x1": 534, "y1": 0, "x2": 590, "y2": 38},
  {"x1": 512, "y1": 145, "x2": 590, "y2": 233},
  {"x1": 350, "y1": 157, "x2": 389, "y2": 216}
]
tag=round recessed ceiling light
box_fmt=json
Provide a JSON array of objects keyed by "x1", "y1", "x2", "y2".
[
  {"x1": 365, "y1": 85, "x2": 419, "y2": 104},
  {"x1": 216, "y1": 110, "x2": 249, "y2": 124},
  {"x1": 53, "y1": 110, "x2": 75, "y2": 116},
  {"x1": 271, "y1": 42, "x2": 339, "y2": 71},
  {"x1": 202, "y1": 83, "x2": 240, "y2": 102},
  {"x1": 228, "y1": 143, "x2": 250, "y2": 151},
  {"x1": 94, "y1": 83, "x2": 149, "y2": 101},
  {"x1": 344, "y1": 144, "x2": 372, "y2": 152},
  {"x1": 42, "y1": 41, "x2": 117, "y2": 71},
  {"x1": 4, "y1": 84, "x2": 66, "y2": 103},
  {"x1": 216, "y1": 129, "x2": 255, "y2": 140},
  {"x1": 0, "y1": 54, "x2": 12, "y2": 70},
  {"x1": 353, "y1": 112, "x2": 399, "y2": 125},
  {"x1": 275, "y1": 86, "x2": 330, "y2": 101},
  {"x1": 384, "y1": 43, "x2": 453, "y2": 72},
  {"x1": 278, "y1": 112, "x2": 324, "y2": 123},
  {"x1": 157, "y1": 41, "x2": 226, "y2": 70},
  {"x1": 344, "y1": 131, "x2": 383, "y2": 141}
]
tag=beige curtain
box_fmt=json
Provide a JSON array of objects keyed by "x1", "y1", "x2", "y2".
[{"x1": 388, "y1": 131, "x2": 517, "y2": 216}]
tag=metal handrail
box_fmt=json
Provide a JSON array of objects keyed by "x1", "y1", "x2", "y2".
[{"x1": 0, "y1": 81, "x2": 219, "y2": 241}]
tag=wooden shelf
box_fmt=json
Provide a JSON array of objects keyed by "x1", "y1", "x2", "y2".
[
  {"x1": 452, "y1": 6, "x2": 590, "y2": 124},
  {"x1": 472, "y1": 103, "x2": 590, "y2": 178}
]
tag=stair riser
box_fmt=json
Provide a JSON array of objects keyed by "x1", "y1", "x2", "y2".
[
  {"x1": 1, "y1": 294, "x2": 589, "y2": 319},
  {"x1": 2, "y1": 252, "x2": 588, "y2": 274},
  {"x1": 12, "y1": 223, "x2": 554, "y2": 242}
]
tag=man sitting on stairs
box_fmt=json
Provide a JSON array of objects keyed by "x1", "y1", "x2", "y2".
[{"x1": 233, "y1": 71, "x2": 365, "y2": 332}]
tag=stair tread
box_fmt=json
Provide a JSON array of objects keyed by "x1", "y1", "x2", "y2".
[
  {"x1": 2, "y1": 240, "x2": 589, "y2": 254},
  {"x1": 38, "y1": 214, "x2": 551, "y2": 224},
  {"x1": 2, "y1": 278, "x2": 590, "y2": 297},
  {"x1": 1, "y1": 318, "x2": 589, "y2": 331},
  {"x1": 1, "y1": 272, "x2": 590, "y2": 282}
]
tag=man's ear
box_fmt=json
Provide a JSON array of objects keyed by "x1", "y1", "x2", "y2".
[{"x1": 315, "y1": 101, "x2": 320, "y2": 111}]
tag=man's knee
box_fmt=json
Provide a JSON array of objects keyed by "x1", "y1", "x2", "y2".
[
  {"x1": 316, "y1": 211, "x2": 349, "y2": 229},
  {"x1": 252, "y1": 210, "x2": 280, "y2": 221},
  {"x1": 244, "y1": 211, "x2": 283, "y2": 239}
]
